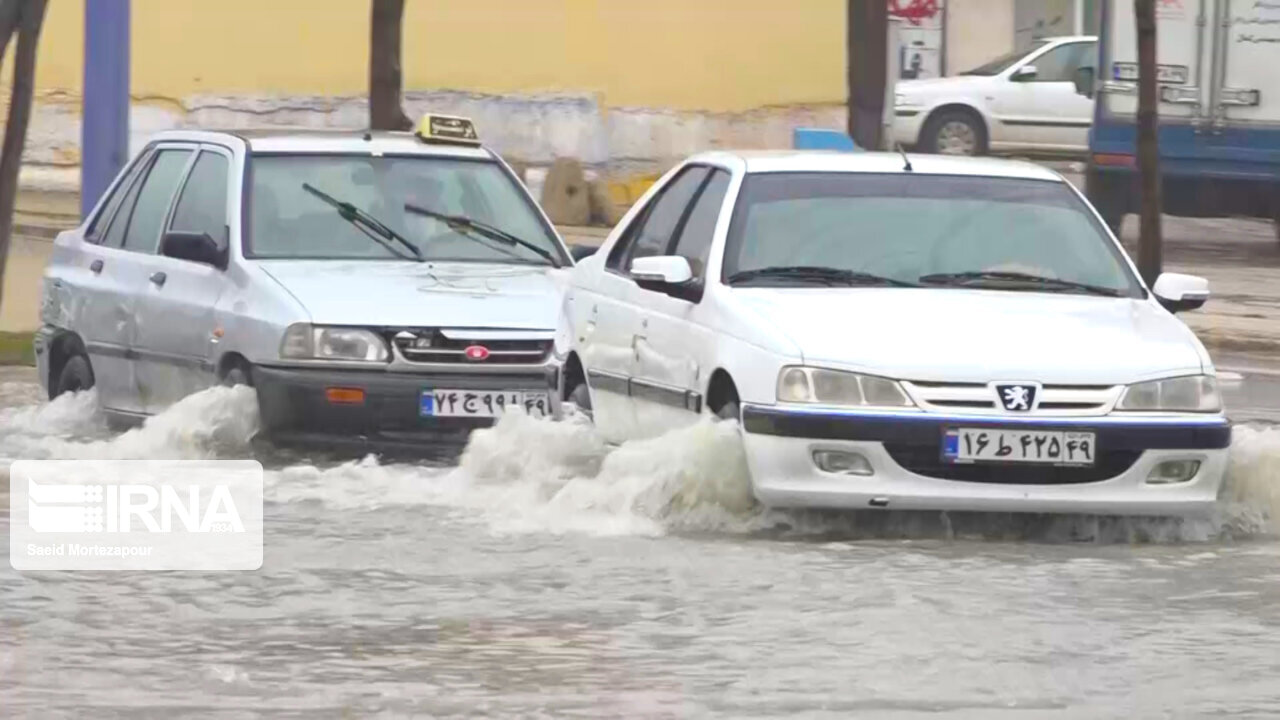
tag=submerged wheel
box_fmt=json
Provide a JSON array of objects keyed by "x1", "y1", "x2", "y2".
[
  {"x1": 567, "y1": 381, "x2": 593, "y2": 420},
  {"x1": 222, "y1": 362, "x2": 253, "y2": 388},
  {"x1": 53, "y1": 354, "x2": 94, "y2": 397}
]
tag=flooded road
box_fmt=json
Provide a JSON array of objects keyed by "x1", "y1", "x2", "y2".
[{"x1": 2, "y1": 367, "x2": 1279, "y2": 718}]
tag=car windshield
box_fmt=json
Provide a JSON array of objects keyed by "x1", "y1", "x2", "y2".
[
  {"x1": 721, "y1": 172, "x2": 1143, "y2": 297},
  {"x1": 959, "y1": 41, "x2": 1046, "y2": 76},
  {"x1": 247, "y1": 154, "x2": 563, "y2": 264}
]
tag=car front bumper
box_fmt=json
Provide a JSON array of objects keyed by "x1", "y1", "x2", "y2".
[
  {"x1": 739, "y1": 405, "x2": 1232, "y2": 517},
  {"x1": 253, "y1": 363, "x2": 561, "y2": 451}
]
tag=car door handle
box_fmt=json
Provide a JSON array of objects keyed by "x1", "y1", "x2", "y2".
[
  {"x1": 89, "y1": 259, "x2": 104, "y2": 274},
  {"x1": 149, "y1": 271, "x2": 167, "y2": 287}
]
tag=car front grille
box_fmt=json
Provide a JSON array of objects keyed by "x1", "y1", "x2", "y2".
[
  {"x1": 883, "y1": 442, "x2": 1141, "y2": 485},
  {"x1": 388, "y1": 329, "x2": 552, "y2": 366},
  {"x1": 903, "y1": 381, "x2": 1120, "y2": 416}
]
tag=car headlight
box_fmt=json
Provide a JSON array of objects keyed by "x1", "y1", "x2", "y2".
[
  {"x1": 777, "y1": 366, "x2": 914, "y2": 407},
  {"x1": 280, "y1": 323, "x2": 389, "y2": 362},
  {"x1": 1115, "y1": 375, "x2": 1221, "y2": 412},
  {"x1": 894, "y1": 93, "x2": 907, "y2": 107}
]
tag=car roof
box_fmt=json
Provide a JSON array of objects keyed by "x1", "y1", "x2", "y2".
[
  {"x1": 690, "y1": 150, "x2": 1066, "y2": 182},
  {"x1": 149, "y1": 128, "x2": 494, "y2": 160}
]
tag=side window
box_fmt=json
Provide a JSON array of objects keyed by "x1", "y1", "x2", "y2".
[
  {"x1": 121, "y1": 148, "x2": 193, "y2": 254},
  {"x1": 1026, "y1": 43, "x2": 1087, "y2": 83},
  {"x1": 86, "y1": 152, "x2": 149, "y2": 244},
  {"x1": 606, "y1": 166, "x2": 709, "y2": 273},
  {"x1": 671, "y1": 170, "x2": 731, "y2": 278},
  {"x1": 169, "y1": 150, "x2": 230, "y2": 246},
  {"x1": 99, "y1": 156, "x2": 152, "y2": 249}
]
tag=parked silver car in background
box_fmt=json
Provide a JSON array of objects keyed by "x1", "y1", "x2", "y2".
[{"x1": 36, "y1": 115, "x2": 571, "y2": 451}]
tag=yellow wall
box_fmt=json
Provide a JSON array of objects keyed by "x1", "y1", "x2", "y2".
[{"x1": 33, "y1": 0, "x2": 846, "y2": 112}]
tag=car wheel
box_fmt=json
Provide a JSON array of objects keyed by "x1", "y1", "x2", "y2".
[
  {"x1": 222, "y1": 363, "x2": 253, "y2": 388},
  {"x1": 715, "y1": 399, "x2": 741, "y2": 423},
  {"x1": 53, "y1": 354, "x2": 94, "y2": 398},
  {"x1": 567, "y1": 381, "x2": 593, "y2": 420},
  {"x1": 921, "y1": 110, "x2": 986, "y2": 156}
]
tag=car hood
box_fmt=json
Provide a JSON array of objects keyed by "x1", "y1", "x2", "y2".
[
  {"x1": 258, "y1": 261, "x2": 567, "y2": 329},
  {"x1": 733, "y1": 288, "x2": 1206, "y2": 384}
]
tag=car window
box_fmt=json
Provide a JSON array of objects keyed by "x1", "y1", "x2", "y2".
[
  {"x1": 723, "y1": 173, "x2": 1143, "y2": 297},
  {"x1": 121, "y1": 149, "x2": 193, "y2": 254},
  {"x1": 960, "y1": 41, "x2": 1048, "y2": 76},
  {"x1": 671, "y1": 169, "x2": 731, "y2": 278},
  {"x1": 607, "y1": 166, "x2": 709, "y2": 273},
  {"x1": 99, "y1": 155, "x2": 153, "y2": 250},
  {"x1": 247, "y1": 154, "x2": 563, "y2": 265},
  {"x1": 85, "y1": 152, "x2": 149, "y2": 245},
  {"x1": 1027, "y1": 42, "x2": 1090, "y2": 83},
  {"x1": 169, "y1": 150, "x2": 230, "y2": 246}
]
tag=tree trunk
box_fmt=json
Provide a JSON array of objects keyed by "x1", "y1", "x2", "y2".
[
  {"x1": 847, "y1": 0, "x2": 889, "y2": 151},
  {"x1": 1135, "y1": 0, "x2": 1162, "y2": 284},
  {"x1": 369, "y1": 0, "x2": 412, "y2": 131},
  {"x1": 0, "y1": 0, "x2": 49, "y2": 316}
]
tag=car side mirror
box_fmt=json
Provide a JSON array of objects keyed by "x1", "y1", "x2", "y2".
[
  {"x1": 1012, "y1": 65, "x2": 1038, "y2": 82},
  {"x1": 630, "y1": 255, "x2": 700, "y2": 301},
  {"x1": 1073, "y1": 66, "x2": 1096, "y2": 98},
  {"x1": 568, "y1": 243, "x2": 597, "y2": 262},
  {"x1": 1152, "y1": 272, "x2": 1209, "y2": 313},
  {"x1": 160, "y1": 231, "x2": 225, "y2": 269}
]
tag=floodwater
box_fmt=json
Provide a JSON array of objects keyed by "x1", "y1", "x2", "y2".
[{"x1": 1, "y1": 371, "x2": 1279, "y2": 719}]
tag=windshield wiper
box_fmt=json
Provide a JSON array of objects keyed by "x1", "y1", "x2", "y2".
[
  {"x1": 918, "y1": 271, "x2": 1126, "y2": 297},
  {"x1": 301, "y1": 183, "x2": 424, "y2": 262},
  {"x1": 404, "y1": 202, "x2": 560, "y2": 268},
  {"x1": 727, "y1": 266, "x2": 919, "y2": 288}
]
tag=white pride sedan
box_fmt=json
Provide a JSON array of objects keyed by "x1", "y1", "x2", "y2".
[{"x1": 556, "y1": 151, "x2": 1231, "y2": 517}]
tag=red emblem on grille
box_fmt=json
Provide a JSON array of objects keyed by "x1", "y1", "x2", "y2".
[{"x1": 464, "y1": 345, "x2": 490, "y2": 361}]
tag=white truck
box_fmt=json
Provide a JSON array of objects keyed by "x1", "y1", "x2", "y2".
[{"x1": 1080, "y1": 0, "x2": 1280, "y2": 245}]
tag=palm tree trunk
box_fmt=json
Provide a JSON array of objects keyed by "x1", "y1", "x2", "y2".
[
  {"x1": 0, "y1": 0, "x2": 49, "y2": 316},
  {"x1": 370, "y1": 0, "x2": 413, "y2": 131},
  {"x1": 1135, "y1": 0, "x2": 1162, "y2": 284},
  {"x1": 847, "y1": 0, "x2": 888, "y2": 151}
]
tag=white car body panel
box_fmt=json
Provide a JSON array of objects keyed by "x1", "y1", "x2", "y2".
[
  {"x1": 557, "y1": 150, "x2": 1230, "y2": 517},
  {"x1": 893, "y1": 35, "x2": 1098, "y2": 154}
]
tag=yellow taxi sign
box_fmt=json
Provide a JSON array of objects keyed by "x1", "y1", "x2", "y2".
[{"x1": 415, "y1": 114, "x2": 480, "y2": 146}]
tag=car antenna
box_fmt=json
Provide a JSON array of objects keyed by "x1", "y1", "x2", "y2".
[{"x1": 895, "y1": 142, "x2": 914, "y2": 172}]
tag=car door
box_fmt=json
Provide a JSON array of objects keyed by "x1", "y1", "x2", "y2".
[
  {"x1": 631, "y1": 168, "x2": 731, "y2": 438},
  {"x1": 575, "y1": 165, "x2": 709, "y2": 442},
  {"x1": 989, "y1": 41, "x2": 1096, "y2": 151},
  {"x1": 57, "y1": 150, "x2": 154, "y2": 414},
  {"x1": 133, "y1": 146, "x2": 234, "y2": 412},
  {"x1": 105, "y1": 144, "x2": 198, "y2": 414}
]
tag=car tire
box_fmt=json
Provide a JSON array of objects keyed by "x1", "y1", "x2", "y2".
[
  {"x1": 53, "y1": 354, "x2": 94, "y2": 398},
  {"x1": 222, "y1": 363, "x2": 253, "y2": 388},
  {"x1": 567, "y1": 381, "x2": 593, "y2": 420},
  {"x1": 920, "y1": 109, "x2": 987, "y2": 156},
  {"x1": 715, "y1": 399, "x2": 741, "y2": 423}
]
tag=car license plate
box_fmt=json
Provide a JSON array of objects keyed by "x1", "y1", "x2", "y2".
[
  {"x1": 943, "y1": 428, "x2": 1096, "y2": 466},
  {"x1": 420, "y1": 390, "x2": 550, "y2": 418}
]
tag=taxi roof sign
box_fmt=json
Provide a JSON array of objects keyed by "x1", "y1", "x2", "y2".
[{"x1": 415, "y1": 114, "x2": 480, "y2": 146}]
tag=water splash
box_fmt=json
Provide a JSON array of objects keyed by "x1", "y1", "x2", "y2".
[{"x1": 0, "y1": 385, "x2": 258, "y2": 461}]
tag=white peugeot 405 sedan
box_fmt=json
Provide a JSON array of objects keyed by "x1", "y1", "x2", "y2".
[{"x1": 556, "y1": 151, "x2": 1231, "y2": 516}]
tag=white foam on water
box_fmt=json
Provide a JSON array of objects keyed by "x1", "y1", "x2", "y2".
[
  {"x1": 2, "y1": 383, "x2": 1278, "y2": 543},
  {"x1": 0, "y1": 385, "x2": 259, "y2": 461}
]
